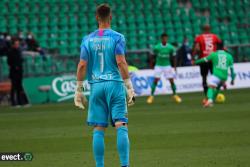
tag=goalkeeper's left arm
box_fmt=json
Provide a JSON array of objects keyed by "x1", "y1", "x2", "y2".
[{"x1": 116, "y1": 55, "x2": 135, "y2": 106}]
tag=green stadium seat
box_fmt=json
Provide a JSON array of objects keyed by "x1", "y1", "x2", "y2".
[
  {"x1": 165, "y1": 22, "x2": 174, "y2": 29},
  {"x1": 68, "y1": 3, "x2": 79, "y2": 13},
  {"x1": 8, "y1": 3, "x2": 17, "y2": 14},
  {"x1": 0, "y1": 17, "x2": 7, "y2": 28},
  {"x1": 39, "y1": 27, "x2": 49, "y2": 35},
  {"x1": 221, "y1": 33, "x2": 230, "y2": 41},
  {"x1": 137, "y1": 23, "x2": 146, "y2": 30},
  {"x1": 66, "y1": 60, "x2": 77, "y2": 72},
  {"x1": 176, "y1": 36, "x2": 184, "y2": 44},
  {"x1": 0, "y1": 0, "x2": 248, "y2": 73},
  {"x1": 58, "y1": 15, "x2": 68, "y2": 27},
  {"x1": 155, "y1": 22, "x2": 164, "y2": 30},
  {"x1": 88, "y1": 22, "x2": 97, "y2": 30},
  {"x1": 0, "y1": 56, "x2": 9, "y2": 78},
  {"x1": 18, "y1": 3, "x2": 29, "y2": 14},
  {"x1": 153, "y1": 12, "x2": 163, "y2": 23},
  {"x1": 171, "y1": 14, "x2": 180, "y2": 22},
  {"x1": 134, "y1": 1, "x2": 144, "y2": 10},
  {"x1": 34, "y1": 56, "x2": 45, "y2": 75},
  {"x1": 162, "y1": 13, "x2": 171, "y2": 22},
  {"x1": 59, "y1": 25, "x2": 69, "y2": 33},
  {"x1": 68, "y1": 25, "x2": 78, "y2": 33},
  {"x1": 58, "y1": 40, "x2": 68, "y2": 55},
  {"x1": 212, "y1": 27, "x2": 220, "y2": 35},
  {"x1": 77, "y1": 1, "x2": 88, "y2": 11},
  {"x1": 148, "y1": 29, "x2": 156, "y2": 38},
  {"x1": 29, "y1": 3, "x2": 39, "y2": 14},
  {"x1": 0, "y1": 4, "x2": 8, "y2": 15},
  {"x1": 68, "y1": 47, "x2": 79, "y2": 56},
  {"x1": 200, "y1": 0, "x2": 209, "y2": 9},
  {"x1": 56, "y1": 60, "x2": 67, "y2": 73},
  {"x1": 38, "y1": 15, "x2": 48, "y2": 27},
  {"x1": 191, "y1": 0, "x2": 200, "y2": 9},
  {"x1": 143, "y1": 2, "x2": 152, "y2": 11},
  {"x1": 174, "y1": 21, "x2": 182, "y2": 29},
  {"x1": 0, "y1": 27, "x2": 7, "y2": 32},
  {"x1": 49, "y1": 5, "x2": 59, "y2": 13},
  {"x1": 29, "y1": 26, "x2": 39, "y2": 34},
  {"x1": 23, "y1": 56, "x2": 34, "y2": 75},
  {"x1": 48, "y1": 16, "x2": 58, "y2": 27},
  {"x1": 77, "y1": 14, "x2": 87, "y2": 24},
  {"x1": 68, "y1": 15, "x2": 77, "y2": 26},
  {"x1": 17, "y1": 16, "x2": 28, "y2": 29},
  {"x1": 9, "y1": 27, "x2": 18, "y2": 34},
  {"x1": 135, "y1": 14, "x2": 145, "y2": 23},
  {"x1": 28, "y1": 16, "x2": 38, "y2": 28},
  {"x1": 230, "y1": 32, "x2": 239, "y2": 44},
  {"x1": 39, "y1": 40, "x2": 47, "y2": 48},
  {"x1": 146, "y1": 22, "x2": 155, "y2": 30},
  {"x1": 48, "y1": 39, "x2": 57, "y2": 49},
  {"x1": 43, "y1": 56, "x2": 53, "y2": 74},
  {"x1": 38, "y1": 32, "x2": 48, "y2": 41},
  {"x1": 239, "y1": 33, "x2": 249, "y2": 43},
  {"x1": 58, "y1": 32, "x2": 68, "y2": 41},
  {"x1": 8, "y1": 16, "x2": 17, "y2": 28},
  {"x1": 58, "y1": 4, "x2": 68, "y2": 13},
  {"x1": 126, "y1": 15, "x2": 136, "y2": 24},
  {"x1": 126, "y1": 23, "x2": 136, "y2": 31}
]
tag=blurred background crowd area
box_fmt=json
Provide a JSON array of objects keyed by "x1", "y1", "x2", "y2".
[{"x1": 0, "y1": 0, "x2": 250, "y2": 80}]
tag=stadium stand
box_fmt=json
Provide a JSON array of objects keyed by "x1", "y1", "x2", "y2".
[{"x1": 0, "y1": 0, "x2": 249, "y2": 79}]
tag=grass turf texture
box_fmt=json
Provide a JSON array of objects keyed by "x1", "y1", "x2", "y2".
[{"x1": 0, "y1": 88, "x2": 250, "y2": 167}]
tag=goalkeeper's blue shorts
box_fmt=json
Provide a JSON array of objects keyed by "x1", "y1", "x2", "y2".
[{"x1": 87, "y1": 81, "x2": 128, "y2": 127}]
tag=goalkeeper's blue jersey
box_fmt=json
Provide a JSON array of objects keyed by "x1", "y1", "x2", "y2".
[{"x1": 80, "y1": 28, "x2": 126, "y2": 84}]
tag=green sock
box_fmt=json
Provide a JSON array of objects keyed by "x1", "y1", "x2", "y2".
[
  {"x1": 151, "y1": 81, "x2": 157, "y2": 96},
  {"x1": 213, "y1": 88, "x2": 220, "y2": 101},
  {"x1": 171, "y1": 83, "x2": 176, "y2": 95},
  {"x1": 207, "y1": 88, "x2": 215, "y2": 101}
]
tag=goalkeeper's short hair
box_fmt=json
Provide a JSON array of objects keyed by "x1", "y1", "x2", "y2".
[{"x1": 96, "y1": 4, "x2": 111, "y2": 22}]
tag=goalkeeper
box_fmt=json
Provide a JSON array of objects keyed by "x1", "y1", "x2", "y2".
[
  {"x1": 74, "y1": 4, "x2": 135, "y2": 167},
  {"x1": 195, "y1": 42, "x2": 235, "y2": 107},
  {"x1": 147, "y1": 33, "x2": 182, "y2": 104}
]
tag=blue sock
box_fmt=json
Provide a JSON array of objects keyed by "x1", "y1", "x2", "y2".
[
  {"x1": 93, "y1": 129, "x2": 105, "y2": 167},
  {"x1": 117, "y1": 126, "x2": 130, "y2": 166}
]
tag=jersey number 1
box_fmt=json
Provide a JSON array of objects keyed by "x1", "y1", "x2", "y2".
[{"x1": 98, "y1": 52, "x2": 104, "y2": 73}]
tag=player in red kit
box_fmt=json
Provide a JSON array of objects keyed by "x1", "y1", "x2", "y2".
[{"x1": 192, "y1": 24, "x2": 221, "y2": 103}]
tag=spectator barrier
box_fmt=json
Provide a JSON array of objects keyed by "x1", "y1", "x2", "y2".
[{"x1": 23, "y1": 62, "x2": 250, "y2": 104}]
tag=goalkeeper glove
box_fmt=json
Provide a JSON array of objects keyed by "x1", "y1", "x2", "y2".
[
  {"x1": 74, "y1": 81, "x2": 88, "y2": 110},
  {"x1": 124, "y1": 78, "x2": 135, "y2": 107}
]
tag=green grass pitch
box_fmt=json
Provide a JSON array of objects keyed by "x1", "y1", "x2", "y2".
[{"x1": 0, "y1": 88, "x2": 250, "y2": 167}]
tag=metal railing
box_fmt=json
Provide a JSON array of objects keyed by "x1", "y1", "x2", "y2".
[{"x1": 227, "y1": 43, "x2": 250, "y2": 62}]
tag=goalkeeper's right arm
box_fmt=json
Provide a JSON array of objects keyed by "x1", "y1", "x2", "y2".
[{"x1": 74, "y1": 60, "x2": 88, "y2": 110}]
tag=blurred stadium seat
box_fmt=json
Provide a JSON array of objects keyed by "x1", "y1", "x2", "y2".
[{"x1": 0, "y1": 0, "x2": 249, "y2": 77}]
